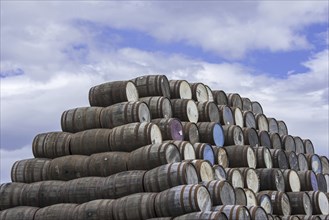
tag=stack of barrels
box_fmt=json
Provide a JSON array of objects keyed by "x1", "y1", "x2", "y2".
[{"x1": 1, "y1": 74, "x2": 329, "y2": 220}]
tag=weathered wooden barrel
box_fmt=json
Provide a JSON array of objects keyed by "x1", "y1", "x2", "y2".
[
  {"x1": 143, "y1": 161, "x2": 198, "y2": 192},
  {"x1": 230, "y1": 107, "x2": 243, "y2": 127},
  {"x1": 197, "y1": 101, "x2": 220, "y2": 122},
  {"x1": 293, "y1": 136, "x2": 305, "y2": 154},
  {"x1": 268, "y1": 118, "x2": 279, "y2": 134},
  {"x1": 257, "y1": 191, "x2": 291, "y2": 216},
  {"x1": 282, "y1": 135, "x2": 296, "y2": 152},
  {"x1": 202, "y1": 180, "x2": 236, "y2": 206},
  {"x1": 243, "y1": 111, "x2": 256, "y2": 128},
  {"x1": 11, "y1": 158, "x2": 50, "y2": 183},
  {"x1": 222, "y1": 125, "x2": 244, "y2": 146},
  {"x1": 258, "y1": 130, "x2": 272, "y2": 148},
  {"x1": 303, "y1": 139, "x2": 314, "y2": 154},
  {"x1": 132, "y1": 75, "x2": 171, "y2": 98},
  {"x1": 286, "y1": 192, "x2": 312, "y2": 215},
  {"x1": 171, "y1": 99, "x2": 199, "y2": 122},
  {"x1": 217, "y1": 105, "x2": 234, "y2": 126},
  {"x1": 205, "y1": 85, "x2": 214, "y2": 101},
  {"x1": 193, "y1": 143, "x2": 215, "y2": 165},
  {"x1": 169, "y1": 80, "x2": 192, "y2": 99},
  {"x1": 21, "y1": 182, "x2": 43, "y2": 207},
  {"x1": 213, "y1": 165, "x2": 227, "y2": 181},
  {"x1": 212, "y1": 90, "x2": 228, "y2": 105},
  {"x1": 34, "y1": 181, "x2": 64, "y2": 207},
  {"x1": 0, "y1": 182, "x2": 25, "y2": 210},
  {"x1": 61, "y1": 107, "x2": 103, "y2": 133},
  {"x1": 100, "y1": 101, "x2": 151, "y2": 129},
  {"x1": 88, "y1": 80, "x2": 138, "y2": 107},
  {"x1": 286, "y1": 151, "x2": 299, "y2": 171},
  {"x1": 224, "y1": 168, "x2": 244, "y2": 188},
  {"x1": 180, "y1": 122, "x2": 200, "y2": 144},
  {"x1": 252, "y1": 101, "x2": 263, "y2": 115},
  {"x1": 151, "y1": 118, "x2": 184, "y2": 141},
  {"x1": 69, "y1": 129, "x2": 111, "y2": 156},
  {"x1": 190, "y1": 83, "x2": 209, "y2": 102},
  {"x1": 173, "y1": 211, "x2": 228, "y2": 220},
  {"x1": 238, "y1": 167, "x2": 260, "y2": 193},
  {"x1": 223, "y1": 145, "x2": 256, "y2": 168},
  {"x1": 321, "y1": 156, "x2": 329, "y2": 174},
  {"x1": 316, "y1": 173, "x2": 327, "y2": 192},
  {"x1": 305, "y1": 153, "x2": 323, "y2": 174},
  {"x1": 270, "y1": 133, "x2": 282, "y2": 150},
  {"x1": 109, "y1": 122, "x2": 162, "y2": 151},
  {"x1": 242, "y1": 97, "x2": 253, "y2": 111},
  {"x1": 270, "y1": 149, "x2": 289, "y2": 169},
  {"x1": 211, "y1": 205, "x2": 251, "y2": 220},
  {"x1": 190, "y1": 159, "x2": 215, "y2": 182},
  {"x1": 298, "y1": 153, "x2": 309, "y2": 171},
  {"x1": 297, "y1": 170, "x2": 318, "y2": 191},
  {"x1": 164, "y1": 140, "x2": 196, "y2": 160},
  {"x1": 227, "y1": 93, "x2": 243, "y2": 109},
  {"x1": 243, "y1": 127, "x2": 259, "y2": 147},
  {"x1": 140, "y1": 96, "x2": 173, "y2": 119},
  {"x1": 127, "y1": 142, "x2": 181, "y2": 170},
  {"x1": 114, "y1": 192, "x2": 158, "y2": 220},
  {"x1": 34, "y1": 203, "x2": 79, "y2": 220},
  {"x1": 155, "y1": 184, "x2": 212, "y2": 217},
  {"x1": 0, "y1": 206, "x2": 39, "y2": 220},
  {"x1": 255, "y1": 113, "x2": 269, "y2": 131},
  {"x1": 73, "y1": 199, "x2": 114, "y2": 220},
  {"x1": 32, "y1": 132, "x2": 71, "y2": 159},
  {"x1": 307, "y1": 191, "x2": 329, "y2": 215},
  {"x1": 254, "y1": 146, "x2": 273, "y2": 168},
  {"x1": 212, "y1": 147, "x2": 229, "y2": 168},
  {"x1": 256, "y1": 194, "x2": 273, "y2": 214},
  {"x1": 256, "y1": 168, "x2": 285, "y2": 192},
  {"x1": 234, "y1": 187, "x2": 247, "y2": 205},
  {"x1": 88, "y1": 152, "x2": 128, "y2": 177},
  {"x1": 197, "y1": 122, "x2": 224, "y2": 147},
  {"x1": 243, "y1": 188, "x2": 257, "y2": 206},
  {"x1": 282, "y1": 169, "x2": 301, "y2": 192},
  {"x1": 246, "y1": 206, "x2": 268, "y2": 220},
  {"x1": 277, "y1": 120, "x2": 288, "y2": 136}
]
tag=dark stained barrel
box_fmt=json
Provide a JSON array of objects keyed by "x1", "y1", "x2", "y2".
[
  {"x1": 227, "y1": 93, "x2": 243, "y2": 109},
  {"x1": 127, "y1": 143, "x2": 181, "y2": 170},
  {"x1": 254, "y1": 146, "x2": 273, "y2": 168},
  {"x1": 218, "y1": 105, "x2": 235, "y2": 125},
  {"x1": 11, "y1": 158, "x2": 50, "y2": 183},
  {"x1": 213, "y1": 165, "x2": 227, "y2": 181},
  {"x1": 190, "y1": 83, "x2": 209, "y2": 102},
  {"x1": 286, "y1": 151, "x2": 299, "y2": 171},
  {"x1": 305, "y1": 153, "x2": 323, "y2": 174},
  {"x1": 61, "y1": 107, "x2": 103, "y2": 133},
  {"x1": 256, "y1": 194, "x2": 273, "y2": 214},
  {"x1": 20, "y1": 182, "x2": 42, "y2": 207},
  {"x1": 243, "y1": 111, "x2": 256, "y2": 128},
  {"x1": 307, "y1": 191, "x2": 329, "y2": 215},
  {"x1": 255, "y1": 113, "x2": 269, "y2": 131},
  {"x1": 316, "y1": 173, "x2": 327, "y2": 192},
  {"x1": 89, "y1": 80, "x2": 138, "y2": 107},
  {"x1": 230, "y1": 107, "x2": 243, "y2": 127},
  {"x1": 0, "y1": 182, "x2": 25, "y2": 210},
  {"x1": 190, "y1": 160, "x2": 215, "y2": 182},
  {"x1": 297, "y1": 153, "x2": 309, "y2": 171},
  {"x1": 235, "y1": 187, "x2": 247, "y2": 205},
  {"x1": 238, "y1": 167, "x2": 260, "y2": 193},
  {"x1": 257, "y1": 191, "x2": 291, "y2": 216},
  {"x1": 242, "y1": 127, "x2": 259, "y2": 147},
  {"x1": 169, "y1": 80, "x2": 192, "y2": 99},
  {"x1": 180, "y1": 122, "x2": 200, "y2": 144},
  {"x1": 282, "y1": 135, "x2": 296, "y2": 152},
  {"x1": 256, "y1": 168, "x2": 285, "y2": 192},
  {"x1": 286, "y1": 192, "x2": 312, "y2": 215},
  {"x1": 212, "y1": 90, "x2": 228, "y2": 105},
  {"x1": 32, "y1": 132, "x2": 71, "y2": 159},
  {"x1": 0, "y1": 206, "x2": 39, "y2": 220},
  {"x1": 270, "y1": 149, "x2": 289, "y2": 169},
  {"x1": 297, "y1": 170, "x2": 318, "y2": 191},
  {"x1": 197, "y1": 101, "x2": 220, "y2": 122},
  {"x1": 282, "y1": 169, "x2": 301, "y2": 192},
  {"x1": 303, "y1": 139, "x2": 314, "y2": 154},
  {"x1": 132, "y1": 75, "x2": 171, "y2": 98},
  {"x1": 243, "y1": 188, "x2": 257, "y2": 206},
  {"x1": 34, "y1": 203, "x2": 78, "y2": 220},
  {"x1": 242, "y1": 97, "x2": 253, "y2": 111},
  {"x1": 171, "y1": 99, "x2": 199, "y2": 123},
  {"x1": 258, "y1": 130, "x2": 272, "y2": 148},
  {"x1": 223, "y1": 145, "x2": 256, "y2": 168},
  {"x1": 205, "y1": 85, "x2": 214, "y2": 101},
  {"x1": 202, "y1": 180, "x2": 236, "y2": 205},
  {"x1": 212, "y1": 147, "x2": 229, "y2": 168},
  {"x1": 277, "y1": 120, "x2": 288, "y2": 136},
  {"x1": 164, "y1": 140, "x2": 196, "y2": 160},
  {"x1": 246, "y1": 206, "x2": 268, "y2": 220},
  {"x1": 211, "y1": 205, "x2": 251, "y2": 220},
  {"x1": 151, "y1": 118, "x2": 184, "y2": 141},
  {"x1": 268, "y1": 118, "x2": 279, "y2": 134},
  {"x1": 193, "y1": 143, "x2": 215, "y2": 165},
  {"x1": 270, "y1": 133, "x2": 282, "y2": 150},
  {"x1": 197, "y1": 122, "x2": 224, "y2": 147},
  {"x1": 140, "y1": 96, "x2": 173, "y2": 119},
  {"x1": 321, "y1": 156, "x2": 329, "y2": 174},
  {"x1": 222, "y1": 125, "x2": 244, "y2": 146},
  {"x1": 33, "y1": 181, "x2": 64, "y2": 207},
  {"x1": 293, "y1": 136, "x2": 305, "y2": 154},
  {"x1": 73, "y1": 199, "x2": 114, "y2": 220},
  {"x1": 252, "y1": 101, "x2": 263, "y2": 115},
  {"x1": 174, "y1": 211, "x2": 228, "y2": 220},
  {"x1": 224, "y1": 168, "x2": 244, "y2": 188}
]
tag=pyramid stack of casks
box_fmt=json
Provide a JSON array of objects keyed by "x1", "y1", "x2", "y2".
[{"x1": 1, "y1": 75, "x2": 329, "y2": 220}]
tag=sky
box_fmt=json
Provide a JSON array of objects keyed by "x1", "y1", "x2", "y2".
[{"x1": 0, "y1": 1, "x2": 328, "y2": 183}]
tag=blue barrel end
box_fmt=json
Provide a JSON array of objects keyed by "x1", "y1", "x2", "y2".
[{"x1": 213, "y1": 123, "x2": 225, "y2": 147}]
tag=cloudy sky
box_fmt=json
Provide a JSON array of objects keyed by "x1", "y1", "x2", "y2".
[{"x1": 1, "y1": 1, "x2": 328, "y2": 183}]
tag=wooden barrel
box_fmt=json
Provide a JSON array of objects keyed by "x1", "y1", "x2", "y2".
[
  {"x1": 286, "y1": 192, "x2": 312, "y2": 215},
  {"x1": 0, "y1": 182, "x2": 25, "y2": 210},
  {"x1": 88, "y1": 152, "x2": 128, "y2": 177},
  {"x1": 282, "y1": 135, "x2": 296, "y2": 152},
  {"x1": 213, "y1": 165, "x2": 227, "y2": 181},
  {"x1": 73, "y1": 199, "x2": 114, "y2": 220},
  {"x1": 212, "y1": 147, "x2": 229, "y2": 168},
  {"x1": 243, "y1": 111, "x2": 256, "y2": 128},
  {"x1": 230, "y1": 107, "x2": 243, "y2": 127},
  {"x1": 305, "y1": 154, "x2": 323, "y2": 174},
  {"x1": 255, "y1": 113, "x2": 269, "y2": 131},
  {"x1": 222, "y1": 125, "x2": 244, "y2": 146},
  {"x1": 164, "y1": 140, "x2": 196, "y2": 160},
  {"x1": 270, "y1": 149, "x2": 289, "y2": 169},
  {"x1": 190, "y1": 83, "x2": 209, "y2": 102},
  {"x1": 197, "y1": 101, "x2": 220, "y2": 122},
  {"x1": 193, "y1": 143, "x2": 215, "y2": 165},
  {"x1": 256, "y1": 194, "x2": 273, "y2": 214},
  {"x1": 88, "y1": 80, "x2": 138, "y2": 107},
  {"x1": 132, "y1": 75, "x2": 171, "y2": 98},
  {"x1": 0, "y1": 206, "x2": 39, "y2": 220},
  {"x1": 155, "y1": 184, "x2": 212, "y2": 217},
  {"x1": 113, "y1": 193, "x2": 157, "y2": 220},
  {"x1": 11, "y1": 158, "x2": 50, "y2": 183},
  {"x1": 286, "y1": 151, "x2": 299, "y2": 171},
  {"x1": 109, "y1": 122, "x2": 162, "y2": 152},
  {"x1": 238, "y1": 167, "x2": 260, "y2": 193},
  {"x1": 151, "y1": 118, "x2": 184, "y2": 141},
  {"x1": 254, "y1": 146, "x2": 273, "y2": 168},
  {"x1": 277, "y1": 120, "x2": 288, "y2": 136},
  {"x1": 32, "y1": 132, "x2": 71, "y2": 159},
  {"x1": 197, "y1": 122, "x2": 224, "y2": 147},
  {"x1": 190, "y1": 159, "x2": 215, "y2": 182},
  {"x1": 303, "y1": 139, "x2": 314, "y2": 154},
  {"x1": 307, "y1": 191, "x2": 329, "y2": 215},
  {"x1": 169, "y1": 80, "x2": 192, "y2": 99},
  {"x1": 235, "y1": 187, "x2": 247, "y2": 205},
  {"x1": 127, "y1": 142, "x2": 181, "y2": 170},
  {"x1": 246, "y1": 206, "x2": 268, "y2": 220},
  {"x1": 256, "y1": 168, "x2": 285, "y2": 192},
  {"x1": 180, "y1": 122, "x2": 200, "y2": 144},
  {"x1": 174, "y1": 211, "x2": 228, "y2": 220},
  {"x1": 61, "y1": 107, "x2": 103, "y2": 133},
  {"x1": 242, "y1": 97, "x2": 253, "y2": 111},
  {"x1": 35, "y1": 181, "x2": 64, "y2": 207},
  {"x1": 298, "y1": 153, "x2": 309, "y2": 171},
  {"x1": 258, "y1": 130, "x2": 272, "y2": 148},
  {"x1": 270, "y1": 133, "x2": 282, "y2": 150},
  {"x1": 223, "y1": 145, "x2": 256, "y2": 168},
  {"x1": 257, "y1": 191, "x2": 291, "y2": 216},
  {"x1": 297, "y1": 170, "x2": 318, "y2": 191},
  {"x1": 34, "y1": 203, "x2": 79, "y2": 220},
  {"x1": 202, "y1": 180, "x2": 236, "y2": 205},
  {"x1": 282, "y1": 169, "x2": 301, "y2": 192},
  {"x1": 227, "y1": 93, "x2": 243, "y2": 109},
  {"x1": 143, "y1": 161, "x2": 198, "y2": 192},
  {"x1": 213, "y1": 90, "x2": 228, "y2": 105},
  {"x1": 224, "y1": 168, "x2": 244, "y2": 188},
  {"x1": 268, "y1": 118, "x2": 279, "y2": 134},
  {"x1": 321, "y1": 156, "x2": 329, "y2": 174},
  {"x1": 211, "y1": 205, "x2": 251, "y2": 220},
  {"x1": 316, "y1": 173, "x2": 327, "y2": 192},
  {"x1": 252, "y1": 101, "x2": 263, "y2": 115},
  {"x1": 243, "y1": 189, "x2": 257, "y2": 206},
  {"x1": 243, "y1": 127, "x2": 259, "y2": 147},
  {"x1": 69, "y1": 129, "x2": 111, "y2": 156},
  {"x1": 205, "y1": 85, "x2": 214, "y2": 101},
  {"x1": 140, "y1": 96, "x2": 173, "y2": 119},
  {"x1": 19, "y1": 182, "x2": 43, "y2": 207},
  {"x1": 293, "y1": 136, "x2": 305, "y2": 154},
  {"x1": 218, "y1": 105, "x2": 234, "y2": 125},
  {"x1": 100, "y1": 101, "x2": 151, "y2": 128},
  {"x1": 171, "y1": 99, "x2": 199, "y2": 123}
]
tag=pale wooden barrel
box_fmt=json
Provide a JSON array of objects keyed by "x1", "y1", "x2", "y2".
[
  {"x1": 205, "y1": 85, "x2": 214, "y2": 101},
  {"x1": 227, "y1": 93, "x2": 243, "y2": 109},
  {"x1": 213, "y1": 165, "x2": 227, "y2": 181},
  {"x1": 252, "y1": 101, "x2": 263, "y2": 115},
  {"x1": 100, "y1": 101, "x2": 151, "y2": 128},
  {"x1": 34, "y1": 203, "x2": 79, "y2": 220},
  {"x1": 113, "y1": 193, "x2": 158, "y2": 220},
  {"x1": 234, "y1": 187, "x2": 247, "y2": 205},
  {"x1": 243, "y1": 127, "x2": 259, "y2": 147},
  {"x1": 143, "y1": 161, "x2": 198, "y2": 192},
  {"x1": 212, "y1": 90, "x2": 228, "y2": 105},
  {"x1": 211, "y1": 205, "x2": 251, "y2": 220},
  {"x1": 303, "y1": 139, "x2": 314, "y2": 154},
  {"x1": 223, "y1": 145, "x2": 256, "y2": 168},
  {"x1": 73, "y1": 199, "x2": 114, "y2": 220},
  {"x1": 222, "y1": 125, "x2": 244, "y2": 146},
  {"x1": 258, "y1": 130, "x2": 272, "y2": 149},
  {"x1": 32, "y1": 132, "x2": 71, "y2": 159},
  {"x1": 293, "y1": 136, "x2": 305, "y2": 154},
  {"x1": 297, "y1": 170, "x2": 318, "y2": 191},
  {"x1": 190, "y1": 159, "x2": 215, "y2": 182},
  {"x1": 256, "y1": 194, "x2": 273, "y2": 214},
  {"x1": 286, "y1": 192, "x2": 312, "y2": 215},
  {"x1": 140, "y1": 96, "x2": 173, "y2": 119},
  {"x1": 0, "y1": 182, "x2": 25, "y2": 210},
  {"x1": 173, "y1": 211, "x2": 228, "y2": 220},
  {"x1": 132, "y1": 74, "x2": 171, "y2": 98},
  {"x1": 197, "y1": 122, "x2": 225, "y2": 147},
  {"x1": 282, "y1": 169, "x2": 301, "y2": 192},
  {"x1": 225, "y1": 168, "x2": 244, "y2": 188},
  {"x1": 109, "y1": 122, "x2": 162, "y2": 152},
  {"x1": 164, "y1": 140, "x2": 196, "y2": 160},
  {"x1": 268, "y1": 118, "x2": 279, "y2": 134},
  {"x1": 127, "y1": 142, "x2": 181, "y2": 170},
  {"x1": 321, "y1": 156, "x2": 329, "y2": 174},
  {"x1": 61, "y1": 107, "x2": 103, "y2": 133},
  {"x1": 155, "y1": 184, "x2": 212, "y2": 217},
  {"x1": 37, "y1": 181, "x2": 65, "y2": 207},
  {"x1": 256, "y1": 168, "x2": 285, "y2": 192},
  {"x1": 282, "y1": 135, "x2": 296, "y2": 152},
  {"x1": 69, "y1": 129, "x2": 111, "y2": 156},
  {"x1": 190, "y1": 83, "x2": 209, "y2": 102},
  {"x1": 193, "y1": 143, "x2": 215, "y2": 165},
  {"x1": 243, "y1": 111, "x2": 256, "y2": 128},
  {"x1": 169, "y1": 80, "x2": 192, "y2": 99},
  {"x1": 307, "y1": 191, "x2": 329, "y2": 215},
  {"x1": 305, "y1": 154, "x2": 323, "y2": 174},
  {"x1": 89, "y1": 80, "x2": 138, "y2": 107},
  {"x1": 242, "y1": 97, "x2": 253, "y2": 111},
  {"x1": 257, "y1": 191, "x2": 291, "y2": 216},
  {"x1": 151, "y1": 118, "x2": 184, "y2": 141},
  {"x1": 212, "y1": 147, "x2": 229, "y2": 168},
  {"x1": 298, "y1": 153, "x2": 309, "y2": 171},
  {"x1": 246, "y1": 206, "x2": 269, "y2": 220},
  {"x1": 180, "y1": 122, "x2": 200, "y2": 144},
  {"x1": 270, "y1": 149, "x2": 289, "y2": 169},
  {"x1": 171, "y1": 99, "x2": 199, "y2": 123},
  {"x1": 255, "y1": 113, "x2": 269, "y2": 131},
  {"x1": 243, "y1": 188, "x2": 257, "y2": 206},
  {"x1": 202, "y1": 180, "x2": 236, "y2": 205},
  {"x1": 271, "y1": 133, "x2": 282, "y2": 150},
  {"x1": 254, "y1": 146, "x2": 273, "y2": 168},
  {"x1": 316, "y1": 173, "x2": 327, "y2": 192},
  {"x1": 197, "y1": 101, "x2": 220, "y2": 122},
  {"x1": 218, "y1": 105, "x2": 235, "y2": 125},
  {"x1": 238, "y1": 167, "x2": 260, "y2": 193},
  {"x1": 230, "y1": 107, "x2": 244, "y2": 127},
  {"x1": 286, "y1": 151, "x2": 299, "y2": 171},
  {"x1": 277, "y1": 120, "x2": 288, "y2": 136},
  {"x1": 0, "y1": 206, "x2": 39, "y2": 220},
  {"x1": 11, "y1": 158, "x2": 50, "y2": 183}
]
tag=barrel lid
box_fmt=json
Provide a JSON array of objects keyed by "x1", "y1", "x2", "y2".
[
  {"x1": 185, "y1": 163, "x2": 199, "y2": 184},
  {"x1": 138, "y1": 102, "x2": 151, "y2": 122},
  {"x1": 311, "y1": 154, "x2": 322, "y2": 174},
  {"x1": 264, "y1": 147, "x2": 273, "y2": 169},
  {"x1": 150, "y1": 123, "x2": 163, "y2": 144},
  {"x1": 199, "y1": 161, "x2": 215, "y2": 181},
  {"x1": 293, "y1": 136, "x2": 304, "y2": 154},
  {"x1": 282, "y1": 135, "x2": 296, "y2": 152},
  {"x1": 243, "y1": 127, "x2": 259, "y2": 147},
  {"x1": 256, "y1": 113, "x2": 269, "y2": 131},
  {"x1": 247, "y1": 147, "x2": 256, "y2": 168},
  {"x1": 303, "y1": 139, "x2": 314, "y2": 154},
  {"x1": 207, "y1": 102, "x2": 220, "y2": 122},
  {"x1": 228, "y1": 93, "x2": 243, "y2": 109},
  {"x1": 235, "y1": 187, "x2": 247, "y2": 205},
  {"x1": 277, "y1": 120, "x2": 288, "y2": 136},
  {"x1": 258, "y1": 194, "x2": 273, "y2": 214},
  {"x1": 232, "y1": 125, "x2": 244, "y2": 145},
  {"x1": 252, "y1": 101, "x2": 263, "y2": 115},
  {"x1": 280, "y1": 192, "x2": 291, "y2": 216},
  {"x1": 302, "y1": 192, "x2": 313, "y2": 216},
  {"x1": 287, "y1": 151, "x2": 299, "y2": 171},
  {"x1": 202, "y1": 144, "x2": 215, "y2": 165},
  {"x1": 259, "y1": 130, "x2": 271, "y2": 149},
  {"x1": 318, "y1": 191, "x2": 329, "y2": 214},
  {"x1": 126, "y1": 81, "x2": 139, "y2": 102},
  {"x1": 212, "y1": 90, "x2": 228, "y2": 105},
  {"x1": 297, "y1": 153, "x2": 309, "y2": 171},
  {"x1": 196, "y1": 185, "x2": 212, "y2": 211},
  {"x1": 205, "y1": 85, "x2": 214, "y2": 102},
  {"x1": 168, "y1": 118, "x2": 184, "y2": 141},
  {"x1": 195, "y1": 83, "x2": 209, "y2": 102},
  {"x1": 274, "y1": 169, "x2": 285, "y2": 192},
  {"x1": 179, "y1": 80, "x2": 192, "y2": 99},
  {"x1": 233, "y1": 107, "x2": 243, "y2": 127},
  {"x1": 213, "y1": 123, "x2": 225, "y2": 147},
  {"x1": 231, "y1": 169, "x2": 244, "y2": 188},
  {"x1": 242, "y1": 97, "x2": 253, "y2": 111},
  {"x1": 213, "y1": 165, "x2": 227, "y2": 181},
  {"x1": 267, "y1": 118, "x2": 279, "y2": 134},
  {"x1": 186, "y1": 100, "x2": 199, "y2": 123},
  {"x1": 216, "y1": 147, "x2": 229, "y2": 168},
  {"x1": 270, "y1": 133, "x2": 282, "y2": 150},
  {"x1": 276, "y1": 150, "x2": 289, "y2": 169},
  {"x1": 320, "y1": 156, "x2": 329, "y2": 174},
  {"x1": 246, "y1": 168, "x2": 260, "y2": 193},
  {"x1": 181, "y1": 142, "x2": 196, "y2": 160},
  {"x1": 164, "y1": 143, "x2": 182, "y2": 164},
  {"x1": 288, "y1": 170, "x2": 301, "y2": 192},
  {"x1": 243, "y1": 111, "x2": 256, "y2": 129},
  {"x1": 221, "y1": 106, "x2": 234, "y2": 125},
  {"x1": 160, "y1": 97, "x2": 173, "y2": 119},
  {"x1": 244, "y1": 189, "x2": 257, "y2": 206},
  {"x1": 310, "y1": 171, "x2": 319, "y2": 191},
  {"x1": 219, "y1": 181, "x2": 236, "y2": 205}
]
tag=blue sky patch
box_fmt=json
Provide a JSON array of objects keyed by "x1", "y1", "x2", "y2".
[{"x1": 0, "y1": 68, "x2": 24, "y2": 78}]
